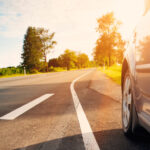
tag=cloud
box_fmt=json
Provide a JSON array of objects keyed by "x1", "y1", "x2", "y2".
[
  {"x1": 1, "y1": 0, "x2": 142, "y2": 67},
  {"x1": 0, "y1": 0, "x2": 109, "y2": 37},
  {"x1": 0, "y1": 0, "x2": 53, "y2": 37},
  {"x1": 0, "y1": 0, "x2": 102, "y2": 55},
  {"x1": 0, "y1": 0, "x2": 114, "y2": 67}
]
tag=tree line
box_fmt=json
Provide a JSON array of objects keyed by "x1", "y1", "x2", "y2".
[
  {"x1": 48, "y1": 49, "x2": 91, "y2": 70},
  {"x1": 22, "y1": 12, "x2": 125, "y2": 72},
  {"x1": 0, "y1": 12, "x2": 125, "y2": 77},
  {"x1": 21, "y1": 27, "x2": 92, "y2": 73},
  {"x1": 0, "y1": 66, "x2": 24, "y2": 76}
]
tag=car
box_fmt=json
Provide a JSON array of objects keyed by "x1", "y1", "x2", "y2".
[{"x1": 121, "y1": 0, "x2": 150, "y2": 135}]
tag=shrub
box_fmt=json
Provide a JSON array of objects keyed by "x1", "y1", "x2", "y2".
[{"x1": 29, "y1": 69, "x2": 39, "y2": 74}]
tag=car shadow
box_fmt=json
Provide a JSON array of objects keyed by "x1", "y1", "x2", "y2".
[
  {"x1": 15, "y1": 129, "x2": 150, "y2": 150},
  {"x1": 95, "y1": 128, "x2": 150, "y2": 150}
]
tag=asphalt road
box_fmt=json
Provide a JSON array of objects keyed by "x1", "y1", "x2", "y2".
[{"x1": 0, "y1": 69, "x2": 150, "y2": 150}]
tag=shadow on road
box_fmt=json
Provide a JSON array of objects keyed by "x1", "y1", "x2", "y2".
[
  {"x1": 15, "y1": 129, "x2": 150, "y2": 150},
  {"x1": 95, "y1": 129, "x2": 150, "y2": 150},
  {"x1": 15, "y1": 134, "x2": 85, "y2": 150}
]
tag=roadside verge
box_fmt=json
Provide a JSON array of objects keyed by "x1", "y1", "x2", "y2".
[{"x1": 90, "y1": 70, "x2": 122, "y2": 103}]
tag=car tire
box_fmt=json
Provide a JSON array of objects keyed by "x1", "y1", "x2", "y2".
[
  {"x1": 122, "y1": 70, "x2": 139, "y2": 136},
  {"x1": 132, "y1": 98, "x2": 140, "y2": 135}
]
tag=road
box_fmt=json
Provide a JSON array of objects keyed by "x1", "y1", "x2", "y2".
[{"x1": 0, "y1": 69, "x2": 150, "y2": 150}]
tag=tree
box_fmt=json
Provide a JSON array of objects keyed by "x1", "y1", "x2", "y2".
[
  {"x1": 37, "y1": 28, "x2": 57, "y2": 72},
  {"x1": 59, "y1": 49, "x2": 77, "y2": 70},
  {"x1": 115, "y1": 33, "x2": 125, "y2": 64},
  {"x1": 22, "y1": 27, "x2": 56, "y2": 72},
  {"x1": 77, "y1": 53, "x2": 89, "y2": 68},
  {"x1": 48, "y1": 58, "x2": 59, "y2": 67},
  {"x1": 94, "y1": 33, "x2": 110, "y2": 66},
  {"x1": 93, "y1": 12, "x2": 125, "y2": 66},
  {"x1": 22, "y1": 27, "x2": 43, "y2": 72}
]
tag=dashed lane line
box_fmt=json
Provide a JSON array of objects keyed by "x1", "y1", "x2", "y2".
[{"x1": 0, "y1": 93, "x2": 54, "y2": 120}]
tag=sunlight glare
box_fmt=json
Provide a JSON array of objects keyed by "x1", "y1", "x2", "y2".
[{"x1": 113, "y1": 0, "x2": 144, "y2": 40}]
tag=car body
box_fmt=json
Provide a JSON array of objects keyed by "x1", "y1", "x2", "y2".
[{"x1": 121, "y1": 0, "x2": 150, "y2": 135}]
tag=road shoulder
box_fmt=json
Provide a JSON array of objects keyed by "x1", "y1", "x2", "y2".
[{"x1": 90, "y1": 70, "x2": 121, "y2": 103}]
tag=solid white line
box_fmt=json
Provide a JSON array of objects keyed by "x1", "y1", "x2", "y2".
[
  {"x1": 70, "y1": 71, "x2": 100, "y2": 150},
  {"x1": 0, "y1": 94, "x2": 54, "y2": 120}
]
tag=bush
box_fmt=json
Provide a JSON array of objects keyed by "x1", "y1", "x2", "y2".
[
  {"x1": 48, "y1": 67, "x2": 66, "y2": 72},
  {"x1": 53, "y1": 67, "x2": 66, "y2": 72},
  {"x1": 0, "y1": 67, "x2": 24, "y2": 76},
  {"x1": 29, "y1": 69, "x2": 39, "y2": 74}
]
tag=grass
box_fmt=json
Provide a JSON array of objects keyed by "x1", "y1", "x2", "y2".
[
  {"x1": 0, "y1": 67, "x2": 94, "y2": 79},
  {"x1": 0, "y1": 74, "x2": 26, "y2": 78},
  {"x1": 99, "y1": 64, "x2": 122, "y2": 85},
  {"x1": 0, "y1": 67, "x2": 85, "y2": 78},
  {"x1": 0, "y1": 71, "x2": 63, "y2": 79}
]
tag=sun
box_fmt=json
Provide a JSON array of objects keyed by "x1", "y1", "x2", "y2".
[{"x1": 113, "y1": 0, "x2": 145, "y2": 40}]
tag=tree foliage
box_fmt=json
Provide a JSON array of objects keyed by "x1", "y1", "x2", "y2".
[
  {"x1": 0, "y1": 66, "x2": 24, "y2": 76},
  {"x1": 77, "y1": 53, "x2": 89, "y2": 68},
  {"x1": 48, "y1": 50, "x2": 90, "y2": 70},
  {"x1": 93, "y1": 12, "x2": 125, "y2": 66},
  {"x1": 22, "y1": 27, "x2": 43, "y2": 71},
  {"x1": 22, "y1": 26, "x2": 56, "y2": 72},
  {"x1": 38, "y1": 28, "x2": 57, "y2": 71},
  {"x1": 59, "y1": 49, "x2": 77, "y2": 70},
  {"x1": 48, "y1": 58, "x2": 60, "y2": 67}
]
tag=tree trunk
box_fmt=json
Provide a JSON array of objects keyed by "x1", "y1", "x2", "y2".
[
  {"x1": 44, "y1": 53, "x2": 48, "y2": 72},
  {"x1": 108, "y1": 53, "x2": 111, "y2": 67}
]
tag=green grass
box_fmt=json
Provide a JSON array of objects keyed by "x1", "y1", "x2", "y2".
[
  {"x1": 0, "y1": 67, "x2": 68, "y2": 79},
  {"x1": 0, "y1": 74, "x2": 26, "y2": 78},
  {"x1": 99, "y1": 64, "x2": 122, "y2": 85},
  {"x1": 51, "y1": 67, "x2": 67, "y2": 72},
  {"x1": 0, "y1": 67, "x2": 81, "y2": 78},
  {"x1": 0, "y1": 71, "x2": 62, "y2": 79},
  {"x1": 0, "y1": 67, "x2": 92, "y2": 79}
]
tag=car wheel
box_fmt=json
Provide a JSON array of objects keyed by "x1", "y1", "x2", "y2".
[
  {"x1": 122, "y1": 70, "x2": 140, "y2": 136},
  {"x1": 132, "y1": 98, "x2": 140, "y2": 135},
  {"x1": 122, "y1": 71, "x2": 133, "y2": 135}
]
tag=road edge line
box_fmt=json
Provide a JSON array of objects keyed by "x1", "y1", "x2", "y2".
[{"x1": 70, "y1": 71, "x2": 100, "y2": 150}]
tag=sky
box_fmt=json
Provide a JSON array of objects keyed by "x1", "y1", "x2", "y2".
[{"x1": 0, "y1": 0, "x2": 144, "y2": 68}]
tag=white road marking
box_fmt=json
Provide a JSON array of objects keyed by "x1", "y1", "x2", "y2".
[
  {"x1": 0, "y1": 94, "x2": 54, "y2": 120},
  {"x1": 70, "y1": 71, "x2": 100, "y2": 150}
]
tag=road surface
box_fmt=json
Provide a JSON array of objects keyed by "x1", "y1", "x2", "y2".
[{"x1": 0, "y1": 69, "x2": 149, "y2": 150}]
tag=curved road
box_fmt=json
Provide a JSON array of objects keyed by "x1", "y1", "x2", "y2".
[{"x1": 0, "y1": 69, "x2": 149, "y2": 150}]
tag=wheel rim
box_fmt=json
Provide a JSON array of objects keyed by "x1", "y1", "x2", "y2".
[{"x1": 123, "y1": 76, "x2": 132, "y2": 128}]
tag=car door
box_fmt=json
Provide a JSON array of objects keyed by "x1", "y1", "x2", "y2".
[{"x1": 135, "y1": 0, "x2": 150, "y2": 124}]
